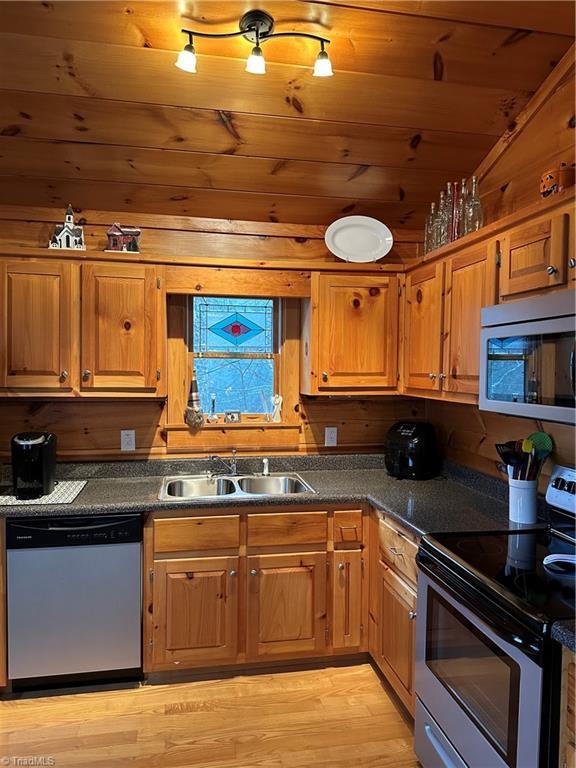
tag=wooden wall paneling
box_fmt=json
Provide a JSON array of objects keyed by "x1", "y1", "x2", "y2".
[
  {"x1": 0, "y1": 400, "x2": 166, "y2": 459},
  {"x1": 0, "y1": 91, "x2": 495, "y2": 172},
  {"x1": 0, "y1": 176, "x2": 431, "y2": 227},
  {"x1": 475, "y1": 44, "x2": 576, "y2": 223},
  {"x1": 166, "y1": 295, "x2": 189, "y2": 427},
  {"x1": 0, "y1": 1, "x2": 571, "y2": 88},
  {"x1": 0, "y1": 33, "x2": 530, "y2": 135},
  {"x1": 426, "y1": 400, "x2": 576, "y2": 490}
]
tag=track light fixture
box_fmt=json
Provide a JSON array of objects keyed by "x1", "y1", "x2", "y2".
[{"x1": 175, "y1": 9, "x2": 333, "y2": 77}]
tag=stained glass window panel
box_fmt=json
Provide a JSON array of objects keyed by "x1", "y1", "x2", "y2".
[{"x1": 193, "y1": 297, "x2": 274, "y2": 353}]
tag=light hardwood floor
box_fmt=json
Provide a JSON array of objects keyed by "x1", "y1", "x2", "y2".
[{"x1": 0, "y1": 664, "x2": 418, "y2": 768}]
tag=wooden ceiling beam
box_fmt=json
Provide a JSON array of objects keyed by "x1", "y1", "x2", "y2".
[
  {"x1": 0, "y1": 32, "x2": 530, "y2": 134},
  {"x1": 0, "y1": 90, "x2": 495, "y2": 172},
  {"x1": 0, "y1": 1, "x2": 570, "y2": 90},
  {"x1": 0, "y1": 175, "x2": 429, "y2": 227},
  {"x1": 0, "y1": 136, "x2": 461, "y2": 203}
]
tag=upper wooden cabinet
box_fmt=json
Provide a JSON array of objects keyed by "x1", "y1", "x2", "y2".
[
  {"x1": 403, "y1": 262, "x2": 444, "y2": 392},
  {"x1": 81, "y1": 264, "x2": 163, "y2": 392},
  {"x1": 499, "y1": 211, "x2": 571, "y2": 300},
  {"x1": 0, "y1": 260, "x2": 76, "y2": 390},
  {"x1": 442, "y1": 243, "x2": 497, "y2": 396},
  {"x1": 301, "y1": 273, "x2": 399, "y2": 394}
]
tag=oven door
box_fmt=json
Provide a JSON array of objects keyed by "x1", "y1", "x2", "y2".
[
  {"x1": 479, "y1": 314, "x2": 575, "y2": 425},
  {"x1": 415, "y1": 569, "x2": 543, "y2": 768}
]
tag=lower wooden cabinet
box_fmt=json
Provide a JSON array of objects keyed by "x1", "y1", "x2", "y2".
[
  {"x1": 246, "y1": 552, "x2": 327, "y2": 659},
  {"x1": 151, "y1": 556, "x2": 239, "y2": 668},
  {"x1": 332, "y1": 550, "x2": 362, "y2": 651},
  {"x1": 375, "y1": 560, "x2": 417, "y2": 713}
]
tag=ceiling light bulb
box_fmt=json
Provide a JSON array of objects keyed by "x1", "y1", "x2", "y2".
[
  {"x1": 246, "y1": 45, "x2": 266, "y2": 75},
  {"x1": 175, "y1": 44, "x2": 197, "y2": 73},
  {"x1": 313, "y1": 49, "x2": 333, "y2": 77}
]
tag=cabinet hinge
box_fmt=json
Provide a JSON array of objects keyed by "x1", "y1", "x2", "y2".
[
  {"x1": 398, "y1": 284, "x2": 402, "y2": 297},
  {"x1": 325, "y1": 625, "x2": 330, "y2": 639},
  {"x1": 149, "y1": 569, "x2": 154, "y2": 583},
  {"x1": 360, "y1": 623, "x2": 364, "y2": 636},
  {"x1": 396, "y1": 371, "x2": 400, "y2": 382},
  {"x1": 156, "y1": 277, "x2": 161, "y2": 289},
  {"x1": 495, "y1": 247, "x2": 502, "y2": 268},
  {"x1": 326, "y1": 561, "x2": 330, "y2": 573},
  {"x1": 361, "y1": 558, "x2": 365, "y2": 573},
  {"x1": 156, "y1": 369, "x2": 161, "y2": 381}
]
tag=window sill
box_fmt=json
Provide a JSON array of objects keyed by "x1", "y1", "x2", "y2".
[{"x1": 165, "y1": 422, "x2": 296, "y2": 431}]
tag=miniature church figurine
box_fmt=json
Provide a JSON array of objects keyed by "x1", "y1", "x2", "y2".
[
  {"x1": 106, "y1": 223, "x2": 141, "y2": 253},
  {"x1": 49, "y1": 204, "x2": 86, "y2": 250},
  {"x1": 271, "y1": 394, "x2": 283, "y2": 423}
]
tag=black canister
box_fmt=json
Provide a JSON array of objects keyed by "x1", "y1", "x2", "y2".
[{"x1": 11, "y1": 432, "x2": 57, "y2": 500}]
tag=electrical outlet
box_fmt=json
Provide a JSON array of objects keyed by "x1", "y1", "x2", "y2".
[
  {"x1": 324, "y1": 427, "x2": 338, "y2": 447},
  {"x1": 120, "y1": 430, "x2": 136, "y2": 452}
]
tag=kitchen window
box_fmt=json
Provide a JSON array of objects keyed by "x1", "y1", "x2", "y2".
[{"x1": 191, "y1": 296, "x2": 280, "y2": 420}]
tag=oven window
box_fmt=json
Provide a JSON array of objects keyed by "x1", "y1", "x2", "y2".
[
  {"x1": 486, "y1": 331, "x2": 575, "y2": 407},
  {"x1": 426, "y1": 590, "x2": 520, "y2": 766}
]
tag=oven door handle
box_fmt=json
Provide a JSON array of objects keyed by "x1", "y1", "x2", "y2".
[{"x1": 418, "y1": 555, "x2": 544, "y2": 664}]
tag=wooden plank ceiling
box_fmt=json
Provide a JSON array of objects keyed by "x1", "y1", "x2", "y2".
[{"x1": 0, "y1": 0, "x2": 573, "y2": 227}]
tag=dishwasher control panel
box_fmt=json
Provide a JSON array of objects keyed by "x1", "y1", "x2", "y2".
[{"x1": 6, "y1": 514, "x2": 142, "y2": 548}]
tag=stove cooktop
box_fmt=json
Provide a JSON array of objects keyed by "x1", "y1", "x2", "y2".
[{"x1": 422, "y1": 526, "x2": 575, "y2": 628}]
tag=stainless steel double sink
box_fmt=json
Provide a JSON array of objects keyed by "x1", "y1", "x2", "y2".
[{"x1": 158, "y1": 473, "x2": 316, "y2": 501}]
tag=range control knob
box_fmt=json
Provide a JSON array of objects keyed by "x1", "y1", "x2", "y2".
[
  {"x1": 566, "y1": 480, "x2": 576, "y2": 495},
  {"x1": 552, "y1": 477, "x2": 567, "y2": 490}
]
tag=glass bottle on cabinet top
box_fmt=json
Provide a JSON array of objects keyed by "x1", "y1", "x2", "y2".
[
  {"x1": 464, "y1": 175, "x2": 484, "y2": 234},
  {"x1": 424, "y1": 201, "x2": 437, "y2": 254},
  {"x1": 454, "y1": 178, "x2": 468, "y2": 239},
  {"x1": 445, "y1": 181, "x2": 454, "y2": 244},
  {"x1": 438, "y1": 190, "x2": 448, "y2": 247}
]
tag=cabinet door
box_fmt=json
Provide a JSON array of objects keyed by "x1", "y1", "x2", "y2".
[
  {"x1": 0, "y1": 260, "x2": 75, "y2": 390},
  {"x1": 332, "y1": 550, "x2": 362, "y2": 650},
  {"x1": 499, "y1": 212, "x2": 569, "y2": 299},
  {"x1": 151, "y1": 557, "x2": 239, "y2": 668},
  {"x1": 81, "y1": 264, "x2": 160, "y2": 390},
  {"x1": 316, "y1": 274, "x2": 398, "y2": 389},
  {"x1": 378, "y1": 561, "x2": 416, "y2": 714},
  {"x1": 404, "y1": 262, "x2": 444, "y2": 391},
  {"x1": 247, "y1": 552, "x2": 327, "y2": 659},
  {"x1": 442, "y1": 243, "x2": 497, "y2": 396}
]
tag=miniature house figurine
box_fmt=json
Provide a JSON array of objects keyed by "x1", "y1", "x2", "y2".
[
  {"x1": 106, "y1": 223, "x2": 141, "y2": 253},
  {"x1": 48, "y1": 204, "x2": 86, "y2": 250}
]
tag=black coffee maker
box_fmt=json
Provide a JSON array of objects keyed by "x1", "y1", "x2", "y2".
[
  {"x1": 11, "y1": 432, "x2": 57, "y2": 500},
  {"x1": 385, "y1": 421, "x2": 441, "y2": 480}
]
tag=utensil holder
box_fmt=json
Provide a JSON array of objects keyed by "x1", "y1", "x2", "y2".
[{"x1": 508, "y1": 478, "x2": 538, "y2": 525}]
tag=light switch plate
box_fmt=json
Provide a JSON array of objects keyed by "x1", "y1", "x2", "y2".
[
  {"x1": 324, "y1": 427, "x2": 338, "y2": 447},
  {"x1": 120, "y1": 430, "x2": 136, "y2": 452}
]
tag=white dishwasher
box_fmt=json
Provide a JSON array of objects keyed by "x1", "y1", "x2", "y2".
[{"x1": 7, "y1": 515, "x2": 142, "y2": 681}]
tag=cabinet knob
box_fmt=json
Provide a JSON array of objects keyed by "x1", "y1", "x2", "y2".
[
  {"x1": 60, "y1": 370, "x2": 69, "y2": 381},
  {"x1": 569, "y1": 258, "x2": 576, "y2": 269},
  {"x1": 321, "y1": 371, "x2": 329, "y2": 382},
  {"x1": 408, "y1": 610, "x2": 417, "y2": 620},
  {"x1": 229, "y1": 570, "x2": 237, "y2": 577},
  {"x1": 250, "y1": 569, "x2": 258, "y2": 576},
  {"x1": 546, "y1": 265, "x2": 559, "y2": 276},
  {"x1": 338, "y1": 562, "x2": 345, "y2": 570},
  {"x1": 82, "y1": 369, "x2": 92, "y2": 381},
  {"x1": 428, "y1": 372, "x2": 437, "y2": 380},
  {"x1": 439, "y1": 373, "x2": 446, "y2": 380}
]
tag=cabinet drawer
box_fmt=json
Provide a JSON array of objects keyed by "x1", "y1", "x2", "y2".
[
  {"x1": 154, "y1": 515, "x2": 240, "y2": 553},
  {"x1": 378, "y1": 518, "x2": 418, "y2": 586},
  {"x1": 248, "y1": 511, "x2": 327, "y2": 547},
  {"x1": 333, "y1": 510, "x2": 363, "y2": 545}
]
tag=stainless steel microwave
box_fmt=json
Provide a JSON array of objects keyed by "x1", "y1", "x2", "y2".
[{"x1": 479, "y1": 291, "x2": 575, "y2": 424}]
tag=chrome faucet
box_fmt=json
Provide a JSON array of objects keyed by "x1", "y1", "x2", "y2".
[
  {"x1": 262, "y1": 458, "x2": 270, "y2": 476},
  {"x1": 210, "y1": 448, "x2": 237, "y2": 476}
]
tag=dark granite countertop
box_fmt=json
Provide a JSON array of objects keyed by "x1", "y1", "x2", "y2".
[
  {"x1": 0, "y1": 457, "x2": 518, "y2": 537},
  {"x1": 552, "y1": 620, "x2": 576, "y2": 653}
]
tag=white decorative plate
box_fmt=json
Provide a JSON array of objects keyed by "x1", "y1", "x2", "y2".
[{"x1": 324, "y1": 216, "x2": 394, "y2": 262}]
